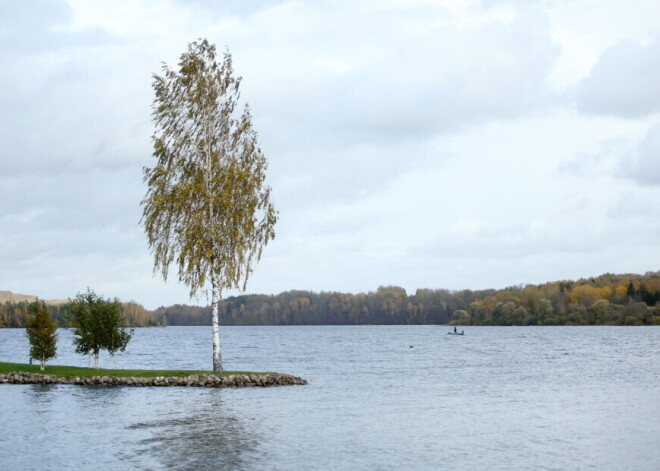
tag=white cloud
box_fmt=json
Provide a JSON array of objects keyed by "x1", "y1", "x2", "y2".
[
  {"x1": 451, "y1": 218, "x2": 485, "y2": 237},
  {"x1": 313, "y1": 58, "x2": 351, "y2": 75},
  {"x1": 547, "y1": 0, "x2": 660, "y2": 90}
]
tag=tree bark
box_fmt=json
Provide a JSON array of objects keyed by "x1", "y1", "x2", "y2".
[{"x1": 211, "y1": 273, "x2": 223, "y2": 372}]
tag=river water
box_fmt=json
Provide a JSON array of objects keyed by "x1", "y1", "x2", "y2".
[{"x1": 1, "y1": 326, "x2": 658, "y2": 470}]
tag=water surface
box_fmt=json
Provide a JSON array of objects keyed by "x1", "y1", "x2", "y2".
[{"x1": 1, "y1": 326, "x2": 658, "y2": 470}]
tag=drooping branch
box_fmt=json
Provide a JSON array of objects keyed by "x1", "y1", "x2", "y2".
[{"x1": 142, "y1": 39, "x2": 277, "y2": 298}]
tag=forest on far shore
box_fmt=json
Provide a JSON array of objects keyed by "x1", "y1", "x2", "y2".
[{"x1": 2, "y1": 271, "x2": 660, "y2": 328}]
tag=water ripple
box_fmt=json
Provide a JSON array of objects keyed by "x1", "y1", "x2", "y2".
[{"x1": 1, "y1": 326, "x2": 659, "y2": 470}]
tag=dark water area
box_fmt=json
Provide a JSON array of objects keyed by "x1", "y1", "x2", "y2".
[{"x1": 1, "y1": 326, "x2": 659, "y2": 470}]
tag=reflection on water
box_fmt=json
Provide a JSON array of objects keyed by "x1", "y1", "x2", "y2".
[
  {"x1": 6, "y1": 383, "x2": 263, "y2": 471},
  {"x1": 27, "y1": 384, "x2": 58, "y2": 403},
  {"x1": 124, "y1": 391, "x2": 261, "y2": 471},
  {"x1": 70, "y1": 383, "x2": 126, "y2": 405},
  {"x1": 26, "y1": 385, "x2": 58, "y2": 425}
]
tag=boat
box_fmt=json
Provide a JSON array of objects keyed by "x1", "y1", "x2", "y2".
[{"x1": 447, "y1": 330, "x2": 465, "y2": 335}]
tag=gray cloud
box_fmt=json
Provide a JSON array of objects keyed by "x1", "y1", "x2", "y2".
[
  {"x1": 622, "y1": 120, "x2": 660, "y2": 186},
  {"x1": 575, "y1": 36, "x2": 660, "y2": 118},
  {"x1": 556, "y1": 138, "x2": 629, "y2": 178},
  {"x1": 0, "y1": 48, "x2": 152, "y2": 177},
  {"x1": 608, "y1": 190, "x2": 660, "y2": 221},
  {"x1": 246, "y1": 3, "x2": 560, "y2": 211},
  {"x1": 0, "y1": 1, "x2": 71, "y2": 56},
  {"x1": 276, "y1": 5, "x2": 557, "y2": 139},
  {"x1": 0, "y1": 168, "x2": 144, "y2": 263}
]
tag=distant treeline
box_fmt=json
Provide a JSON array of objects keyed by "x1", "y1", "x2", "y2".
[
  {"x1": 2, "y1": 272, "x2": 659, "y2": 328},
  {"x1": 0, "y1": 301, "x2": 164, "y2": 329},
  {"x1": 164, "y1": 272, "x2": 660, "y2": 327}
]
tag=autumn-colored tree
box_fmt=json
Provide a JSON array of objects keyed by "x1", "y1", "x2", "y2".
[
  {"x1": 142, "y1": 39, "x2": 277, "y2": 372},
  {"x1": 123, "y1": 301, "x2": 156, "y2": 326},
  {"x1": 452, "y1": 309, "x2": 471, "y2": 325}
]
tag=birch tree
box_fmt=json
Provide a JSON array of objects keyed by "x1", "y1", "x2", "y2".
[
  {"x1": 68, "y1": 289, "x2": 133, "y2": 369},
  {"x1": 25, "y1": 300, "x2": 57, "y2": 371},
  {"x1": 142, "y1": 39, "x2": 277, "y2": 372}
]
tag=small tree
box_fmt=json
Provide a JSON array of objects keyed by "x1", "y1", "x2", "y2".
[
  {"x1": 68, "y1": 289, "x2": 133, "y2": 369},
  {"x1": 142, "y1": 39, "x2": 277, "y2": 372},
  {"x1": 25, "y1": 300, "x2": 58, "y2": 371}
]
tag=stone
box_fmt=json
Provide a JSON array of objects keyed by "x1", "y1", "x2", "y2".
[{"x1": 0, "y1": 370, "x2": 307, "y2": 388}]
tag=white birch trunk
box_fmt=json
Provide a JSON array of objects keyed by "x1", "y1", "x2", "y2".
[{"x1": 211, "y1": 273, "x2": 223, "y2": 372}]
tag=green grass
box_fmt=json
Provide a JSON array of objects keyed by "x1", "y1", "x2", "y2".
[{"x1": 0, "y1": 362, "x2": 271, "y2": 378}]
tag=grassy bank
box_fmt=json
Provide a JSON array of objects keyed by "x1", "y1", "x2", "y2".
[{"x1": 0, "y1": 362, "x2": 269, "y2": 378}]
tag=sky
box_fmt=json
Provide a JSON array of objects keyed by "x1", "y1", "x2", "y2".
[{"x1": 1, "y1": 0, "x2": 659, "y2": 309}]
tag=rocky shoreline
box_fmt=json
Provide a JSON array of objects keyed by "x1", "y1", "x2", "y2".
[{"x1": 0, "y1": 371, "x2": 307, "y2": 388}]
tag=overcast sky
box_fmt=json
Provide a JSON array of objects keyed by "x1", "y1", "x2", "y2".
[{"x1": 2, "y1": 0, "x2": 659, "y2": 309}]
